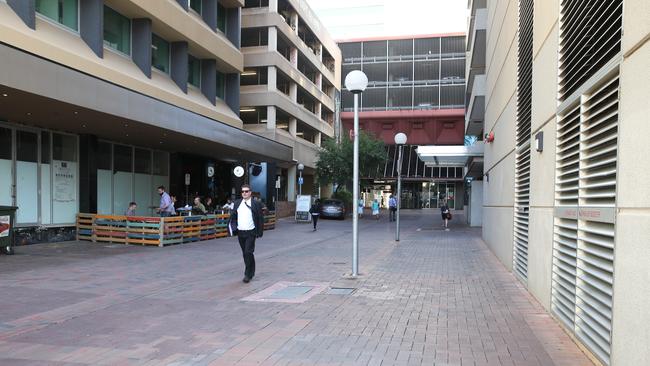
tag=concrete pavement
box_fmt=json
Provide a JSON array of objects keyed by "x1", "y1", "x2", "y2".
[{"x1": 0, "y1": 210, "x2": 593, "y2": 365}]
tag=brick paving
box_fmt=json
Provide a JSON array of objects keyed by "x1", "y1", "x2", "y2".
[{"x1": 0, "y1": 210, "x2": 593, "y2": 365}]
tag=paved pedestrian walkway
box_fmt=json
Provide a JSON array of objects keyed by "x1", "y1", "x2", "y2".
[{"x1": 0, "y1": 210, "x2": 593, "y2": 365}]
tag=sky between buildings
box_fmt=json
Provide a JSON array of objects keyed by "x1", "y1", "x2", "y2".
[{"x1": 306, "y1": 0, "x2": 468, "y2": 41}]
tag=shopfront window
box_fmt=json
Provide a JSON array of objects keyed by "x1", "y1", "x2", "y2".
[
  {"x1": 217, "y1": 3, "x2": 227, "y2": 33},
  {"x1": 152, "y1": 34, "x2": 170, "y2": 74},
  {"x1": 104, "y1": 6, "x2": 131, "y2": 55},
  {"x1": 51, "y1": 133, "x2": 78, "y2": 224},
  {"x1": 36, "y1": 0, "x2": 78, "y2": 31}
]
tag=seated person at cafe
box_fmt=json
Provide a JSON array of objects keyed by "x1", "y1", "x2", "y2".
[
  {"x1": 125, "y1": 202, "x2": 137, "y2": 216},
  {"x1": 205, "y1": 197, "x2": 215, "y2": 213},
  {"x1": 192, "y1": 196, "x2": 207, "y2": 215}
]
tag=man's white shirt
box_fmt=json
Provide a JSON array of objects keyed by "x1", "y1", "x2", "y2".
[{"x1": 237, "y1": 199, "x2": 255, "y2": 230}]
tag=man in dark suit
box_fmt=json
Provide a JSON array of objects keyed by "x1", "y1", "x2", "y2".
[{"x1": 229, "y1": 184, "x2": 264, "y2": 283}]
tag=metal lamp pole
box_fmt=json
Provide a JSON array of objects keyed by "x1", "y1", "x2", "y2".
[
  {"x1": 394, "y1": 133, "x2": 407, "y2": 241},
  {"x1": 297, "y1": 163, "x2": 304, "y2": 196},
  {"x1": 345, "y1": 70, "x2": 368, "y2": 277}
]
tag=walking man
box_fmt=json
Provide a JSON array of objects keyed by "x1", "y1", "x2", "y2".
[
  {"x1": 157, "y1": 186, "x2": 175, "y2": 217},
  {"x1": 228, "y1": 184, "x2": 264, "y2": 283},
  {"x1": 388, "y1": 194, "x2": 397, "y2": 222}
]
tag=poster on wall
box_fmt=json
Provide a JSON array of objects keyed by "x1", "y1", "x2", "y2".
[
  {"x1": 0, "y1": 215, "x2": 10, "y2": 237},
  {"x1": 53, "y1": 160, "x2": 76, "y2": 202}
]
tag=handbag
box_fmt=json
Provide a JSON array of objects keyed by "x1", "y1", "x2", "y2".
[{"x1": 447, "y1": 212, "x2": 453, "y2": 220}]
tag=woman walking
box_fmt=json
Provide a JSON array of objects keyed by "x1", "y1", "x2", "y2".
[
  {"x1": 440, "y1": 200, "x2": 451, "y2": 230},
  {"x1": 371, "y1": 199, "x2": 380, "y2": 220},
  {"x1": 309, "y1": 199, "x2": 322, "y2": 231}
]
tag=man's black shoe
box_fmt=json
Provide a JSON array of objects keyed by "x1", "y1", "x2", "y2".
[{"x1": 242, "y1": 277, "x2": 251, "y2": 283}]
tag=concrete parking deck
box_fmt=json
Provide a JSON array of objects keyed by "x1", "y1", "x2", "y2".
[{"x1": 0, "y1": 210, "x2": 593, "y2": 365}]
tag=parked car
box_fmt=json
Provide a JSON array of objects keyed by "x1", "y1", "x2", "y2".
[{"x1": 320, "y1": 199, "x2": 346, "y2": 220}]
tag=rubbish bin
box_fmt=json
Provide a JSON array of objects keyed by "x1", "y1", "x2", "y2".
[{"x1": 0, "y1": 206, "x2": 18, "y2": 255}]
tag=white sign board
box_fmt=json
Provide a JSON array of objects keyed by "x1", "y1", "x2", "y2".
[
  {"x1": 184, "y1": 173, "x2": 190, "y2": 185},
  {"x1": 295, "y1": 195, "x2": 312, "y2": 222},
  {"x1": 53, "y1": 160, "x2": 75, "y2": 202}
]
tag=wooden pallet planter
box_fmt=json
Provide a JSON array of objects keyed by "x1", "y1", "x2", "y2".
[
  {"x1": 161, "y1": 216, "x2": 184, "y2": 246},
  {"x1": 126, "y1": 216, "x2": 163, "y2": 246},
  {"x1": 215, "y1": 214, "x2": 230, "y2": 238},
  {"x1": 183, "y1": 216, "x2": 202, "y2": 243},
  {"x1": 200, "y1": 215, "x2": 217, "y2": 240},
  {"x1": 264, "y1": 211, "x2": 276, "y2": 230},
  {"x1": 76, "y1": 213, "x2": 95, "y2": 241},
  {"x1": 94, "y1": 215, "x2": 128, "y2": 244}
]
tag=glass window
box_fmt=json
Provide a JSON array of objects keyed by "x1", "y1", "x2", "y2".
[
  {"x1": 216, "y1": 71, "x2": 226, "y2": 99},
  {"x1": 53, "y1": 133, "x2": 77, "y2": 161},
  {"x1": 103, "y1": 6, "x2": 131, "y2": 55},
  {"x1": 153, "y1": 151, "x2": 168, "y2": 176},
  {"x1": 16, "y1": 131, "x2": 38, "y2": 162},
  {"x1": 36, "y1": 0, "x2": 78, "y2": 31},
  {"x1": 41, "y1": 131, "x2": 50, "y2": 163},
  {"x1": 217, "y1": 3, "x2": 227, "y2": 33},
  {"x1": 152, "y1": 34, "x2": 170, "y2": 74},
  {"x1": 0, "y1": 128, "x2": 10, "y2": 160},
  {"x1": 113, "y1": 144, "x2": 132, "y2": 172},
  {"x1": 134, "y1": 148, "x2": 151, "y2": 174},
  {"x1": 97, "y1": 141, "x2": 111, "y2": 170},
  {"x1": 190, "y1": 0, "x2": 201, "y2": 14},
  {"x1": 188, "y1": 55, "x2": 201, "y2": 87}
]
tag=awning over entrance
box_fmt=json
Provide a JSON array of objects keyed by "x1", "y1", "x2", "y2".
[{"x1": 416, "y1": 144, "x2": 484, "y2": 179}]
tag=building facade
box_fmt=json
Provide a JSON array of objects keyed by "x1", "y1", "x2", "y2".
[
  {"x1": 0, "y1": 0, "x2": 293, "y2": 243},
  {"x1": 477, "y1": 0, "x2": 650, "y2": 365},
  {"x1": 339, "y1": 34, "x2": 467, "y2": 210},
  {"x1": 240, "y1": 0, "x2": 341, "y2": 201}
]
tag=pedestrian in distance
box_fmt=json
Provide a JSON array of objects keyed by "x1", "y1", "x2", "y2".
[
  {"x1": 228, "y1": 184, "x2": 264, "y2": 283},
  {"x1": 309, "y1": 198, "x2": 322, "y2": 231},
  {"x1": 358, "y1": 198, "x2": 364, "y2": 218},
  {"x1": 371, "y1": 199, "x2": 380, "y2": 220},
  {"x1": 388, "y1": 194, "x2": 397, "y2": 222},
  {"x1": 441, "y1": 200, "x2": 451, "y2": 230},
  {"x1": 156, "y1": 186, "x2": 175, "y2": 217},
  {"x1": 125, "y1": 202, "x2": 137, "y2": 216}
]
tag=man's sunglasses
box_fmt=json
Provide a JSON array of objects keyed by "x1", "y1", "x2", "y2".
[{"x1": 241, "y1": 190, "x2": 251, "y2": 193}]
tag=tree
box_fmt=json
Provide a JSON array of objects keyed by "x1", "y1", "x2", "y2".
[{"x1": 315, "y1": 131, "x2": 386, "y2": 192}]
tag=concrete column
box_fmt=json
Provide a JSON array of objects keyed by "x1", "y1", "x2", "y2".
[
  {"x1": 315, "y1": 132, "x2": 322, "y2": 147},
  {"x1": 132, "y1": 18, "x2": 153, "y2": 78},
  {"x1": 268, "y1": 27, "x2": 277, "y2": 52},
  {"x1": 315, "y1": 102, "x2": 322, "y2": 118},
  {"x1": 269, "y1": 0, "x2": 278, "y2": 12},
  {"x1": 317, "y1": 44, "x2": 323, "y2": 61},
  {"x1": 316, "y1": 73, "x2": 323, "y2": 90},
  {"x1": 78, "y1": 134, "x2": 98, "y2": 213},
  {"x1": 290, "y1": 13, "x2": 298, "y2": 35},
  {"x1": 202, "y1": 0, "x2": 217, "y2": 30},
  {"x1": 226, "y1": 73, "x2": 240, "y2": 114},
  {"x1": 201, "y1": 59, "x2": 217, "y2": 105},
  {"x1": 287, "y1": 165, "x2": 297, "y2": 202},
  {"x1": 290, "y1": 48, "x2": 298, "y2": 67},
  {"x1": 289, "y1": 117, "x2": 297, "y2": 136},
  {"x1": 7, "y1": 0, "x2": 35, "y2": 29},
  {"x1": 290, "y1": 82, "x2": 297, "y2": 102},
  {"x1": 226, "y1": 7, "x2": 241, "y2": 48},
  {"x1": 176, "y1": 0, "x2": 188, "y2": 10},
  {"x1": 267, "y1": 66, "x2": 277, "y2": 91},
  {"x1": 267, "y1": 106, "x2": 277, "y2": 130},
  {"x1": 80, "y1": 0, "x2": 103, "y2": 58},
  {"x1": 171, "y1": 41, "x2": 189, "y2": 93}
]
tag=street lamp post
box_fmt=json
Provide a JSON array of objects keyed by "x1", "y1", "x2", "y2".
[
  {"x1": 345, "y1": 70, "x2": 368, "y2": 277},
  {"x1": 297, "y1": 163, "x2": 304, "y2": 196},
  {"x1": 394, "y1": 133, "x2": 407, "y2": 241}
]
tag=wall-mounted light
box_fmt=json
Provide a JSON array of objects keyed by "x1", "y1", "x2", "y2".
[
  {"x1": 535, "y1": 131, "x2": 544, "y2": 152},
  {"x1": 241, "y1": 70, "x2": 257, "y2": 76},
  {"x1": 239, "y1": 107, "x2": 256, "y2": 112}
]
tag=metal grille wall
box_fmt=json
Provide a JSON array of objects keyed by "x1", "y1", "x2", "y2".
[
  {"x1": 558, "y1": 0, "x2": 622, "y2": 101},
  {"x1": 552, "y1": 74, "x2": 619, "y2": 365},
  {"x1": 513, "y1": 0, "x2": 533, "y2": 282}
]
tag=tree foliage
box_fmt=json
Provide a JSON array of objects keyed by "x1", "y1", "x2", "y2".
[{"x1": 315, "y1": 132, "x2": 386, "y2": 191}]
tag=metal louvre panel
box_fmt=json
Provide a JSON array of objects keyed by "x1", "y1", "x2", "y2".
[
  {"x1": 513, "y1": 0, "x2": 533, "y2": 282},
  {"x1": 555, "y1": 105, "x2": 580, "y2": 206},
  {"x1": 580, "y1": 77, "x2": 619, "y2": 207},
  {"x1": 558, "y1": 0, "x2": 622, "y2": 101},
  {"x1": 552, "y1": 218, "x2": 578, "y2": 328}
]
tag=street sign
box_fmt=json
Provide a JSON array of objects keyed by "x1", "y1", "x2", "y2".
[
  {"x1": 298, "y1": 176, "x2": 304, "y2": 185},
  {"x1": 233, "y1": 166, "x2": 244, "y2": 177},
  {"x1": 184, "y1": 173, "x2": 190, "y2": 185}
]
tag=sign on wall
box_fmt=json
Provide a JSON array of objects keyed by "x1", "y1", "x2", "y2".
[{"x1": 53, "y1": 160, "x2": 75, "y2": 202}]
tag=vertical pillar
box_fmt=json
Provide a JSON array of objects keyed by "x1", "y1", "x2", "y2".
[
  {"x1": 290, "y1": 82, "x2": 297, "y2": 102},
  {"x1": 176, "y1": 0, "x2": 189, "y2": 10},
  {"x1": 267, "y1": 106, "x2": 277, "y2": 130},
  {"x1": 290, "y1": 13, "x2": 298, "y2": 35},
  {"x1": 202, "y1": 0, "x2": 217, "y2": 30},
  {"x1": 78, "y1": 134, "x2": 98, "y2": 213},
  {"x1": 201, "y1": 59, "x2": 217, "y2": 105},
  {"x1": 289, "y1": 117, "x2": 297, "y2": 136},
  {"x1": 287, "y1": 165, "x2": 297, "y2": 202},
  {"x1": 315, "y1": 132, "x2": 322, "y2": 147},
  {"x1": 80, "y1": 0, "x2": 103, "y2": 58},
  {"x1": 7, "y1": 0, "x2": 35, "y2": 29},
  {"x1": 171, "y1": 41, "x2": 189, "y2": 93},
  {"x1": 267, "y1": 66, "x2": 277, "y2": 91},
  {"x1": 315, "y1": 102, "x2": 322, "y2": 118},
  {"x1": 226, "y1": 73, "x2": 241, "y2": 114},
  {"x1": 226, "y1": 7, "x2": 241, "y2": 48},
  {"x1": 317, "y1": 44, "x2": 323, "y2": 61},
  {"x1": 132, "y1": 18, "x2": 152, "y2": 78},
  {"x1": 268, "y1": 26, "x2": 277, "y2": 52},
  {"x1": 290, "y1": 48, "x2": 298, "y2": 67},
  {"x1": 316, "y1": 73, "x2": 323, "y2": 90},
  {"x1": 269, "y1": 0, "x2": 278, "y2": 12}
]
